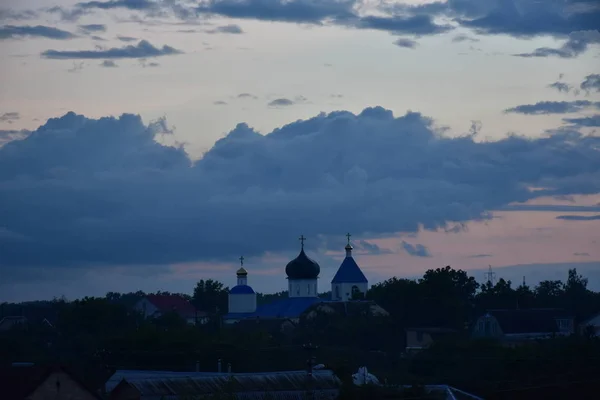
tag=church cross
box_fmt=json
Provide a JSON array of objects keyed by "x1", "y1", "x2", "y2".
[
  {"x1": 299, "y1": 235, "x2": 306, "y2": 249},
  {"x1": 346, "y1": 232, "x2": 352, "y2": 245},
  {"x1": 239, "y1": 256, "x2": 244, "y2": 266}
]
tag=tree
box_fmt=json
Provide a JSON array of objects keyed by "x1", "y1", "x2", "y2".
[
  {"x1": 192, "y1": 279, "x2": 228, "y2": 314},
  {"x1": 418, "y1": 266, "x2": 479, "y2": 329}
]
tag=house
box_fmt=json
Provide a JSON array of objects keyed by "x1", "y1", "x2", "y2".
[
  {"x1": 404, "y1": 327, "x2": 458, "y2": 353},
  {"x1": 0, "y1": 364, "x2": 104, "y2": 400},
  {"x1": 0, "y1": 316, "x2": 54, "y2": 332},
  {"x1": 133, "y1": 294, "x2": 207, "y2": 325},
  {"x1": 472, "y1": 308, "x2": 574, "y2": 344},
  {"x1": 580, "y1": 311, "x2": 600, "y2": 336},
  {"x1": 107, "y1": 369, "x2": 342, "y2": 400}
]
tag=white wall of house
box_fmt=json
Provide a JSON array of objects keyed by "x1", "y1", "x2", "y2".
[
  {"x1": 331, "y1": 282, "x2": 368, "y2": 301},
  {"x1": 583, "y1": 314, "x2": 600, "y2": 336},
  {"x1": 288, "y1": 279, "x2": 318, "y2": 298},
  {"x1": 228, "y1": 293, "x2": 257, "y2": 314},
  {"x1": 133, "y1": 298, "x2": 159, "y2": 318}
]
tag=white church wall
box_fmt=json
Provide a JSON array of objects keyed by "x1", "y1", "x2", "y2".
[
  {"x1": 332, "y1": 282, "x2": 368, "y2": 302},
  {"x1": 288, "y1": 279, "x2": 318, "y2": 298},
  {"x1": 228, "y1": 293, "x2": 257, "y2": 314}
]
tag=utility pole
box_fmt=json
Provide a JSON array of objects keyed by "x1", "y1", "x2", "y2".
[{"x1": 303, "y1": 343, "x2": 319, "y2": 400}]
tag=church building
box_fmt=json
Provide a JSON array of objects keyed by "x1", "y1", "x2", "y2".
[{"x1": 224, "y1": 234, "x2": 370, "y2": 324}]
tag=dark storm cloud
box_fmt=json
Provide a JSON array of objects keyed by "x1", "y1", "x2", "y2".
[
  {"x1": 504, "y1": 100, "x2": 600, "y2": 115},
  {"x1": 196, "y1": 0, "x2": 357, "y2": 24},
  {"x1": 0, "y1": 129, "x2": 30, "y2": 146},
  {"x1": 581, "y1": 74, "x2": 600, "y2": 93},
  {"x1": 514, "y1": 30, "x2": 600, "y2": 59},
  {"x1": 41, "y1": 40, "x2": 182, "y2": 59},
  {"x1": 563, "y1": 115, "x2": 600, "y2": 127},
  {"x1": 0, "y1": 25, "x2": 76, "y2": 40},
  {"x1": 1, "y1": 107, "x2": 600, "y2": 273},
  {"x1": 556, "y1": 215, "x2": 600, "y2": 221},
  {"x1": 401, "y1": 241, "x2": 432, "y2": 257}
]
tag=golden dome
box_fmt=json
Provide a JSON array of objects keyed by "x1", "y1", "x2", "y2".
[{"x1": 236, "y1": 267, "x2": 248, "y2": 275}]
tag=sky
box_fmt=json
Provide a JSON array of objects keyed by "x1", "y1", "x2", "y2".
[{"x1": 0, "y1": 0, "x2": 599, "y2": 302}]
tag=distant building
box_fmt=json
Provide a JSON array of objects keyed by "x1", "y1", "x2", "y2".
[
  {"x1": 228, "y1": 261, "x2": 257, "y2": 315},
  {"x1": 0, "y1": 364, "x2": 104, "y2": 400},
  {"x1": 404, "y1": 327, "x2": 458, "y2": 353},
  {"x1": 472, "y1": 308, "x2": 574, "y2": 344},
  {"x1": 330, "y1": 234, "x2": 368, "y2": 301},
  {"x1": 134, "y1": 294, "x2": 206, "y2": 325},
  {"x1": 106, "y1": 369, "x2": 342, "y2": 400},
  {"x1": 580, "y1": 312, "x2": 600, "y2": 337},
  {"x1": 224, "y1": 234, "x2": 374, "y2": 324}
]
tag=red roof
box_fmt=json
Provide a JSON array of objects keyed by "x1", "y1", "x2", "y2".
[{"x1": 146, "y1": 294, "x2": 198, "y2": 318}]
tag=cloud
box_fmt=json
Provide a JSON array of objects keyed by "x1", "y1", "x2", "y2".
[
  {"x1": 139, "y1": 58, "x2": 160, "y2": 67},
  {"x1": 197, "y1": 0, "x2": 357, "y2": 24},
  {"x1": 0, "y1": 112, "x2": 20, "y2": 124},
  {"x1": 268, "y1": 98, "x2": 294, "y2": 107},
  {"x1": 67, "y1": 61, "x2": 85, "y2": 73},
  {"x1": 393, "y1": 38, "x2": 418, "y2": 49},
  {"x1": 214, "y1": 100, "x2": 228, "y2": 105},
  {"x1": 78, "y1": 24, "x2": 106, "y2": 33},
  {"x1": 563, "y1": 115, "x2": 600, "y2": 127},
  {"x1": 547, "y1": 81, "x2": 573, "y2": 94},
  {"x1": 469, "y1": 254, "x2": 493, "y2": 258},
  {"x1": 573, "y1": 252, "x2": 590, "y2": 257},
  {"x1": 0, "y1": 25, "x2": 76, "y2": 40},
  {"x1": 514, "y1": 30, "x2": 600, "y2": 59},
  {"x1": 0, "y1": 129, "x2": 30, "y2": 146},
  {"x1": 357, "y1": 240, "x2": 392, "y2": 255},
  {"x1": 452, "y1": 34, "x2": 479, "y2": 43},
  {"x1": 117, "y1": 35, "x2": 137, "y2": 42},
  {"x1": 504, "y1": 100, "x2": 600, "y2": 115},
  {"x1": 206, "y1": 24, "x2": 243, "y2": 34},
  {"x1": 100, "y1": 60, "x2": 118, "y2": 67},
  {"x1": 238, "y1": 93, "x2": 258, "y2": 100},
  {"x1": 401, "y1": 241, "x2": 431, "y2": 257},
  {"x1": 1, "y1": 107, "x2": 600, "y2": 273},
  {"x1": 556, "y1": 215, "x2": 600, "y2": 221},
  {"x1": 0, "y1": 9, "x2": 38, "y2": 21},
  {"x1": 581, "y1": 74, "x2": 600, "y2": 93},
  {"x1": 76, "y1": 0, "x2": 158, "y2": 12},
  {"x1": 41, "y1": 40, "x2": 183, "y2": 59}
]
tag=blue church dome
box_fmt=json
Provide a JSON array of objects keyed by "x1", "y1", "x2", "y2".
[{"x1": 230, "y1": 285, "x2": 256, "y2": 294}]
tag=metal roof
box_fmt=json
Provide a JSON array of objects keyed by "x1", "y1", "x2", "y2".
[
  {"x1": 225, "y1": 297, "x2": 322, "y2": 320},
  {"x1": 331, "y1": 256, "x2": 367, "y2": 284},
  {"x1": 108, "y1": 370, "x2": 341, "y2": 399},
  {"x1": 230, "y1": 285, "x2": 256, "y2": 295}
]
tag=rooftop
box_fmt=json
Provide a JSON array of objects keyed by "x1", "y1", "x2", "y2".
[{"x1": 331, "y1": 256, "x2": 367, "y2": 284}]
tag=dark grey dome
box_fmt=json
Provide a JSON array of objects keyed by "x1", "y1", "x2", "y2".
[{"x1": 285, "y1": 249, "x2": 320, "y2": 280}]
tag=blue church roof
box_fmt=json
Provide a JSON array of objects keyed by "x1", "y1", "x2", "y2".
[
  {"x1": 229, "y1": 285, "x2": 256, "y2": 294},
  {"x1": 331, "y1": 256, "x2": 368, "y2": 284},
  {"x1": 225, "y1": 297, "x2": 322, "y2": 320}
]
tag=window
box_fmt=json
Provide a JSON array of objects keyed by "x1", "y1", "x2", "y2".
[
  {"x1": 416, "y1": 331, "x2": 424, "y2": 342},
  {"x1": 296, "y1": 285, "x2": 300, "y2": 296},
  {"x1": 307, "y1": 284, "x2": 310, "y2": 294},
  {"x1": 557, "y1": 319, "x2": 571, "y2": 331},
  {"x1": 335, "y1": 286, "x2": 340, "y2": 300}
]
